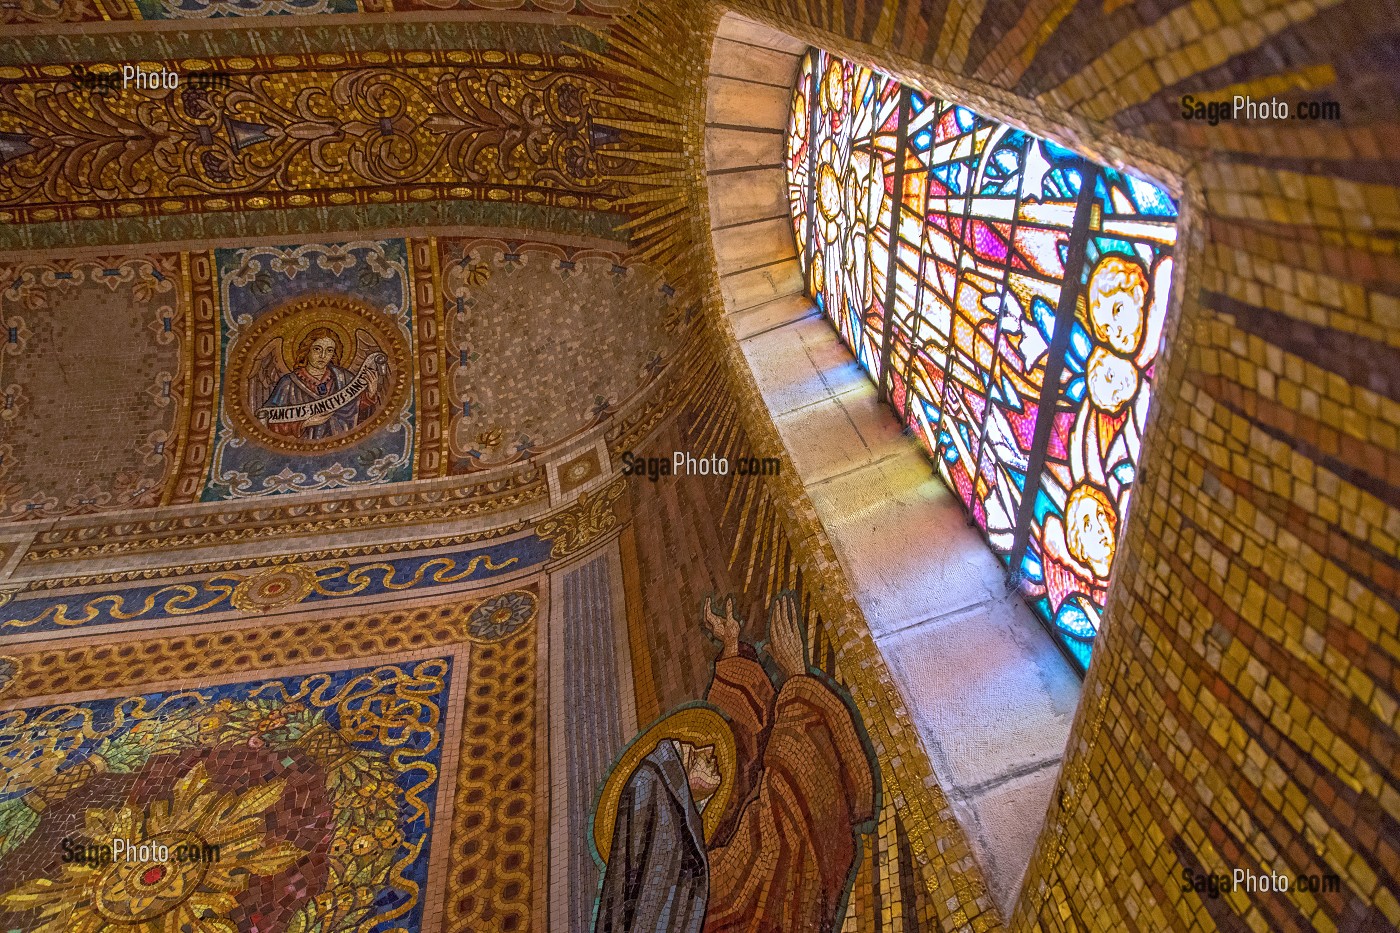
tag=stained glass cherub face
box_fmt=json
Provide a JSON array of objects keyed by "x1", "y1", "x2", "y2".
[
  {"x1": 1085, "y1": 347, "x2": 1139, "y2": 414},
  {"x1": 1065, "y1": 484, "x2": 1118, "y2": 579},
  {"x1": 1087, "y1": 254, "x2": 1149, "y2": 357}
]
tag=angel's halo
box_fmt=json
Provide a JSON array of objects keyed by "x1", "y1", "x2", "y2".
[{"x1": 280, "y1": 312, "x2": 357, "y2": 375}]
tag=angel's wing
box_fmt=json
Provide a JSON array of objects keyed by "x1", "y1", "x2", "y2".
[
  {"x1": 248, "y1": 337, "x2": 286, "y2": 414},
  {"x1": 349, "y1": 328, "x2": 389, "y2": 374}
]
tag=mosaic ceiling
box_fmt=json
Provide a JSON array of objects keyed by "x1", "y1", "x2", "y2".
[
  {"x1": 0, "y1": 53, "x2": 617, "y2": 225},
  {"x1": 0, "y1": 19, "x2": 664, "y2": 251},
  {"x1": 0, "y1": 237, "x2": 681, "y2": 518},
  {"x1": 0, "y1": 3, "x2": 701, "y2": 547},
  {"x1": 2, "y1": 0, "x2": 1396, "y2": 931}
]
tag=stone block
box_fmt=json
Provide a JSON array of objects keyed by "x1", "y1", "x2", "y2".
[
  {"x1": 709, "y1": 167, "x2": 791, "y2": 228},
  {"x1": 808, "y1": 450, "x2": 1007, "y2": 633},
  {"x1": 705, "y1": 126, "x2": 784, "y2": 172},
  {"x1": 740, "y1": 314, "x2": 866, "y2": 412},
  {"x1": 715, "y1": 13, "x2": 808, "y2": 53},
  {"x1": 957, "y1": 763, "x2": 1063, "y2": 915},
  {"x1": 710, "y1": 37, "x2": 802, "y2": 87},
  {"x1": 772, "y1": 392, "x2": 881, "y2": 485},
  {"x1": 729, "y1": 293, "x2": 819, "y2": 341},
  {"x1": 879, "y1": 596, "x2": 1080, "y2": 792},
  {"x1": 719, "y1": 258, "x2": 803, "y2": 311},
  {"x1": 706, "y1": 76, "x2": 792, "y2": 129},
  {"x1": 714, "y1": 216, "x2": 798, "y2": 275}
]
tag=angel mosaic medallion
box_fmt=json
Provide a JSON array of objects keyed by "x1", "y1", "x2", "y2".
[
  {"x1": 225, "y1": 295, "x2": 409, "y2": 453},
  {"x1": 206, "y1": 240, "x2": 415, "y2": 500}
]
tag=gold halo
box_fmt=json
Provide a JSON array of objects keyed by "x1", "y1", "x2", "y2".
[
  {"x1": 593, "y1": 706, "x2": 736, "y2": 866},
  {"x1": 281, "y1": 315, "x2": 356, "y2": 375}
]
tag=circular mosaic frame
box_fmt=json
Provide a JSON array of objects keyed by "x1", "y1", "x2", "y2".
[{"x1": 224, "y1": 294, "x2": 411, "y2": 454}]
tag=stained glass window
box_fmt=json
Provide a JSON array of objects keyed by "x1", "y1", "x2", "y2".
[
  {"x1": 794, "y1": 50, "x2": 902, "y2": 379},
  {"x1": 785, "y1": 51, "x2": 814, "y2": 269},
  {"x1": 789, "y1": 51, "x2": 1179, "y2": 672}
]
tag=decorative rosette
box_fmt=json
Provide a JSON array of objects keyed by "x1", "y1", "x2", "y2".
[
  {"x1": 230, "y1": 564, "x2": 318, "y2": 613},
  {"x1": 465, "y1": 590, "x2": 537, "y2": 642}
]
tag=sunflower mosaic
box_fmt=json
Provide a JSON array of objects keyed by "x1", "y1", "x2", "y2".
[
  {"x1": 4, "y1": 763, "x2": 303, "y2": 933},
  {"x1": 0, "y1": 659, "x2": 451, "y2": 933}
]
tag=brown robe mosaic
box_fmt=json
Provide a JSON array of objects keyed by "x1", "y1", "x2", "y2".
[{"x1": 594, "y1": 594, "x2": 876, "y2": 933}]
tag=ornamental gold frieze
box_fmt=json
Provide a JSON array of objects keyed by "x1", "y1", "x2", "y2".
[
  {"x1": 20, "y1": 482, "x2": 547, "y2": 564},
  {"x1": 0, "y1": 580, "x2": 541, "y2": 702},
  {"x1": 0, "y1": 50, "x2": 625, "y2": 226},
  {"x1": 3, "y1": 538, "x2": 549, "y2": 640},
  {"x1": 19, "y1": 522, "x2": 530, "y2": 591},
  {"x1": 21, "y1": 469, "x2": 544, "y2": 550}
]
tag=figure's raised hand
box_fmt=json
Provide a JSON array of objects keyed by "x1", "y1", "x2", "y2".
[
  {"x1": 702, "y1": 595, "x2": 742, "y2": 660},
  {"x1": 767, "y1": 593, "x2": 807, "y2": 679}
]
